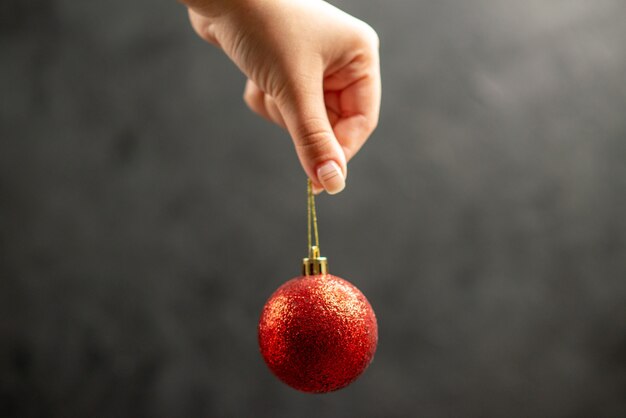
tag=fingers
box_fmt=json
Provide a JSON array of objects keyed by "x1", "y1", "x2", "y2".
[
  {"x1": 333, "y1": 72, "x2": 380, "y2": 162},
  {"x1": 324, "y1": 37, "x2": 381, "y2": 163},
  {"x1": 188, "y1": 9, "x2": 220, "y2": 46},
  {"x1": 276, "y1": 80, "x2": 348, "y2": 195},
  {"x1": 245, "y1": 81, "x2": 336, "y2": 195},
  {"x1": 243, "y1": 80, "x2": 285, "y2": 127}
]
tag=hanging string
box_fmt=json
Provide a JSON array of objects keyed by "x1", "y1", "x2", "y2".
[
  {"x1": 307, "y1": 179, "x2": 312, "y2": 252},
  {"x1": 307, "y1": 179, "x2": 320, "y2": 255},
  {"x1": 311, "y1": 182, "x2": 319, "y2": 249}
]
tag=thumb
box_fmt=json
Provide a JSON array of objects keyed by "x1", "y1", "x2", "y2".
[{"x1": 277, "y1": 82, "x2": 347, "y2": 195}]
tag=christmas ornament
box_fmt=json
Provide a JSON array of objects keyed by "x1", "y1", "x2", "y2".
[{"x1": 258, "y1": 180, "x2": 378, "y2": 393}]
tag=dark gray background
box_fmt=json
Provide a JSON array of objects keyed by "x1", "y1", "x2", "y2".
[{"x1": 1, "y1": 0, "x2": 625, "y2": 417}]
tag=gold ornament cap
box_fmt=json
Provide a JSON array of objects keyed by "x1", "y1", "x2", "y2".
[{"x1": 302, "y1": 245, "x2": 328, "y2": 276}]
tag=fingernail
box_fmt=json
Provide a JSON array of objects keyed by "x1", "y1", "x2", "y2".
[
  {"x1": 312, "y1": 185, "x2": 324, "y2": 195},
  {"x1": 316, "y1": 161, "x2": 345, "y2": 195}
]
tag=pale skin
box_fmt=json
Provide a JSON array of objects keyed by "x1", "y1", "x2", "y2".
[{"x1": 182, "y1": 0, "x2": 381, "y2": 194}]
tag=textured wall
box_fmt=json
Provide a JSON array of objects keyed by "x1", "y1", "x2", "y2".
[{"x1": 1, "y1": 0, "x2": 626, "y2": 417}]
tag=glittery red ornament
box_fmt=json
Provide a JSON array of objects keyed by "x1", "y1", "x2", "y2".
[{"x1": 258, "y1": 274, "x2": 378, "y2": 393}]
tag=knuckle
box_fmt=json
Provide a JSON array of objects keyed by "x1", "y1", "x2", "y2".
[
  {"x1": 366, "y1": 113, "x2": 379, "y2": 132},
  {"x1": 363, "y1": 120, "x2": 376, "y2": 137},
  {"x1": 356, "y1": 22, "x2": 380, "y2": 49},
  {"x1": 243, "y1": 89, "x2": 254, "y2": 107},
  {"x1": 293, "y1": 121, "x2": 335, "y2": 163},
  {"x1": 243, "y1": 85, "x2": 263, "y2": 112},
  {"x1": 297, "y1": 127, "x2": 332, "y2": 149},
  {"x1": 188, "y1": 11, "x2": 218, "y2": 45},
  {"x1": 368, "y1": 27, "x2": 380, "y2": 49},
  {"x1": 354, "y1": 113, "x2": 378, "y2": 136}
]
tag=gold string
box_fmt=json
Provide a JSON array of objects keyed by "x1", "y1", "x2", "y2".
[
  {"x1": 307, "y1": 179, "x2": 320, "y2": 256},
  {"x1": 307, "y1": 179, "x2": 312, "y2": 252},
  {"x1": 311, "y1": 184, "x2": 320, "y2": 249}
]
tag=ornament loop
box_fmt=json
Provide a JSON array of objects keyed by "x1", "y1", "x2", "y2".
[{"x1": 302, "y1": 245, "x2": 328, "y2": 275}]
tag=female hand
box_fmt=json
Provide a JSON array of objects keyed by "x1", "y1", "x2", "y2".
[{"x1": 184, "y1": 0, "x2": 380, "y2": 194}]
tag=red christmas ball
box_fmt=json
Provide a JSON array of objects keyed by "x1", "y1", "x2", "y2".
[{"x1": 258, "y1": 274, "x2": 378, "y2": 393}]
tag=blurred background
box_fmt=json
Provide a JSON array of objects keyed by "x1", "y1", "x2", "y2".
[{"x1": 1, "y1": 0, "x2": 626, "y2": 417}]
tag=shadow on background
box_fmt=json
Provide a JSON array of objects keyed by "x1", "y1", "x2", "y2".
[{"x1": 1, "y1": 0, "x2": 625, "y2": 417}]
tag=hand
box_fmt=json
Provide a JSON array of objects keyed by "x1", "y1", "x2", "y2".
[{"x1": 185, "y1": 0, "x2": 380, "y2": 194}]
